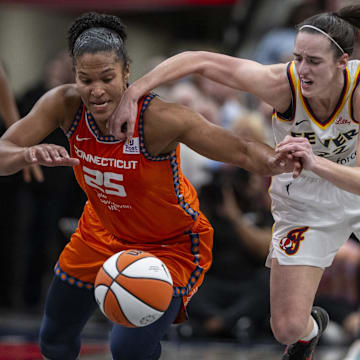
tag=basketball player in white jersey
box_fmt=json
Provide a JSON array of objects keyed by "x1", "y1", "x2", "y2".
[{"x1": 108, "y1": 4, "x2": 360, "y2": 359}]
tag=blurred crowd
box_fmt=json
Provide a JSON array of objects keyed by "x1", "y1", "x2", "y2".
[{"x1": 0, "y1": 0, "x2": 359, "y2": 354}]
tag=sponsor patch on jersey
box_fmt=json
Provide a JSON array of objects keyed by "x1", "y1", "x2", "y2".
[
  {"x1": 123, "y1": 137, "x2": 140, "y2": 154},
  {"x1": 335, "y1": 116, "x2": 351, "y2": 125}
]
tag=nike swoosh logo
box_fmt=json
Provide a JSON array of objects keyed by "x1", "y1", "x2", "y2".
[
  {"x1": 295, "y1": 120, "x2": 308, "y2": 126},
  {"x1": 76, "y1": 135, "x2": 91, "y2": 141}
]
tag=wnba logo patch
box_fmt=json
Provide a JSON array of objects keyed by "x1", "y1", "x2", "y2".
[
  {"x1": 123, "y1": 137, "x2": 140, "y2": 154},
  {"x1": 279, "y1": 226, "x2": 309, "y2": 255}
]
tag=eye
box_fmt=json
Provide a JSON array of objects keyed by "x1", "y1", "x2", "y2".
[
  {"x1": 80, "y1": 78, "x2": 91, "y2": 85},
  {"x1": 103, "y1": 76, "x2": 114, "y2": 83},
  {"x1": 309, "y1": 59, "x2": 320, "y2": 65}
]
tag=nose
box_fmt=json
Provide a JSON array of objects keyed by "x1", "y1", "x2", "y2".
[
  {"x1": 297, "y1": 60, "x2": 309, "y2": 76},
  {"x1": 91, "y1": 86, "x2": 105, "y2": 98}
]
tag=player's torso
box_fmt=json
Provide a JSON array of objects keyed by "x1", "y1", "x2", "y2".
[
  {"x1": 273, "y1": 60, "x2": 360, "y2": 172},
  {"x1": 66, "y1": 94, "x2": 200, "y2": 242}
]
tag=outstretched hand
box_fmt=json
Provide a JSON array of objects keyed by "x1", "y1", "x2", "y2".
[
  {"x1": 276, "y1": 135, "x2": 315, "y2": 177},
  {"x1": 108, "y1": 87, "x2": 138, "y2": 141},
  {"x1": 269, "y1": 146, "x2": 303, "y2": 177},
  {"x1": 24, "y1": 144, "x2": 79, "y2": 168}
]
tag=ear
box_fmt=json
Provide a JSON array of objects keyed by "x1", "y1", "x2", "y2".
[
  {"x1": 124, "y1": 63, "x2": 130, "y2": 83},
  {"x1": 337, "y1": 53, "x2": 349, "y2": 70}
]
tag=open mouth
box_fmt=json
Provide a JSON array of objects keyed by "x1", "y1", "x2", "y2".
[
  {"x1": 90, "y1": 101, "x2": 110, "y2": 111},
  {"x1": 301, "y1": 78, "x2": 313, "y2": 88}
]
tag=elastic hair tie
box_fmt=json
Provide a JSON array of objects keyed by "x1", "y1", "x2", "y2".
[{"x1": 299, "y1": 25, "x2": 345, "y2": 54}]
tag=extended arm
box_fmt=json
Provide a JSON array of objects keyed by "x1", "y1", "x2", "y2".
[
  {"x1": 144, "y1": 99, "x2": 298, "y2": 176},
  {"x1": 0, "y1": 86, "x2": 79, "y2": 176},
  {"x1": 109, "y1": 51, "x2": 290, "y2": 139}
]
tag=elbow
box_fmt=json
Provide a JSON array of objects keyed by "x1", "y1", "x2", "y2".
[{"x1": 182, "y1": 51, "x2": 214, "y2": 76}]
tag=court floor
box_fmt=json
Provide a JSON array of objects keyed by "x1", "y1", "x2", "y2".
[{"x1": 0, "y1": 309, "x2": 352, "y2": 360}]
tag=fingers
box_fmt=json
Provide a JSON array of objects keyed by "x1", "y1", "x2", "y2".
[
  {"x1": 22, "y1": 164, "x2": 45, "y2": 183},
  {"x1": 108, "y1": 114, "x2": 123, "y2": 139},
  {"x1": 276, "y1": 136, "x2": 310, "y2": 152},
  {"x1": 126, "y1": 120, "x2": 136, "y2": 142},
  {"x1": 26, "y1": 147, "x2": 39, "y2": 163},
  {"x1": 276, "y1": 142, "x2": 309, "y2": 155},
  {"x1": 22, "y1": 166, "x2": 32, "y2": 183},
  {"x1": 109, "y1": 96, "x2": 138, "y2": 140},
  {"x1": 292, "y1": 159, "x2": 303, "y2": 178},
  {"x1": 26, "y1": 144, "x2": 80, "y2": 167},
  {"x1": 31, "y1": 164, "x2": 45, "y2": 182}
]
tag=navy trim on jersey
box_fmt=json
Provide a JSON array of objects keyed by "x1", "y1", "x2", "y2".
[
  {"x1": 65, "y1": 104, "x2": 83, "y2": 139},
  {"x1": 277, "y1": 62, "x2": 295, "y2": 121}
]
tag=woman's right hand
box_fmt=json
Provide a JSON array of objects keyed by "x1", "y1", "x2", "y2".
[
  {"x1": 109, "y1": 86, "x2": 139, "y2": 141},
  {"x1": 24, "y1": 143, "x2": 79, "y2": 167}
]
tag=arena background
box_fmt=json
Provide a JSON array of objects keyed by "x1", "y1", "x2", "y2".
[{"x1": 0, "y1": 0, "x2": 359, "y2": 359}]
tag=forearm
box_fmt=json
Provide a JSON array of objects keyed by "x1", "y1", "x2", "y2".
[
  {"x1": 311, "y1": 156, "x2": 360, "y2": 195},
  {"x1": 129, "y1": 51, "x2": 244, "y2": 99},
  {"x1": 243, "y1": 139, "x2": 283, "y2": 176},
  {"x1": 128, "y1": 51, "x2": 206, "y2": 98},
  {"x1": 0, "y1": 139, "x2": 28, "y2": 175}
]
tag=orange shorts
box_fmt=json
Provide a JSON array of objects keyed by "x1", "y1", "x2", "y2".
[{"x1": 56, "y1": 202, "x2": 213, "y2": 318}]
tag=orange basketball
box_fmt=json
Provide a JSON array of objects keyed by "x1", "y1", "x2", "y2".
[{"x1": 94, "y1": 250, "x2": 173, "y2": 327}]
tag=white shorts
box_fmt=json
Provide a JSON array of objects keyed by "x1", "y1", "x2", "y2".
[{"x1": 266, "y1": 173, "x2": 360, "y2": 268}]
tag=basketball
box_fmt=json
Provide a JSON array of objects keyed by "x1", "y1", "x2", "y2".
[{"x1": 94, "y1": 250, "x2": 173, "y2": 327}]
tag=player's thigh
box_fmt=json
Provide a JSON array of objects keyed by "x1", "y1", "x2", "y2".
[
  {"x1": 40, "y1": 275, "x2": 98, "y2": 339},
  {"x1": 270, "y1": 258, "x2": 323, "y2": 321}
]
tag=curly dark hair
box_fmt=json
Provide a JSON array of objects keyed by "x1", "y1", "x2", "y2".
[{"x1": 67, "y1": 12, "x2": 130, "y2": 66}]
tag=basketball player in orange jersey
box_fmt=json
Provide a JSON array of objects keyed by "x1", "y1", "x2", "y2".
[
  {"x1": 0, "y1": 12, "x2": 297, "y2": 360},
  {"x1": 109, "y1": 5, "x2": 360, "y2": 360}
]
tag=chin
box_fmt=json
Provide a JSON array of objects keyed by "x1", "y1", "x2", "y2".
[{"x1": 300, "y1": 86, "x2": 314, "y2": 97}]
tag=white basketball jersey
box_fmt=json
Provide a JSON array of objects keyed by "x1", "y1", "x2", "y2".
[{"x1": 273, "y1": 60, "x2": 360, "y2": 178}]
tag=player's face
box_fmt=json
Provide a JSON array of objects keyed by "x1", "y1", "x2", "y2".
[
  {"x1": 293, "y1": 32, "x2": 344, "y2": 98},
  {"x1": 75, "y1": 51, "x2": 129, "y2": 127}
]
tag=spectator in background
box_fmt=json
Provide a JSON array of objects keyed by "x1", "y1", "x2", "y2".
[
  {"x1": 315, "y1": 236, "x2": 360, "y2": 342},
  {"x1": 0, "y1": 61, "x2": 22, "y2": 309},
  {"x1": 16, "y1": 50, "x2": 86, "y2": 311},
  {"x1": 193, "y1": 75, "x2": 248, "y2": 130},
  {"x1": 254, "y1": 2, "x2": 323, "y2": 65},
  {"x1": 0, "y1": 62, "x2": 43, "y2": 309}
]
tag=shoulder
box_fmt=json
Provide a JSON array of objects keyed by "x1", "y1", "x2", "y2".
[
  {"x1": 268, "y1": 63, "x2": 291, "y2": 80},
  {"x1": 42, "y1": 84, "x2": 82, "y2": 129},
  {"x1": 259, "y1": 63, "x2": 292, "y2": 112},
  {"x1": 47, "y1": 84, "x2": 80, "y2": 107},
  {"x1": 145, "y1": 97, "x2": 193, "y2": 125},
  {"x1": 142, "y1": 96, "x2": 199, "y2": 155},
  {"x1": 347, "y1": 60, "x2": 360, "y2": 75},
  {"x1": 37, "y1": 84, "x2": 80, "y2": 111}
]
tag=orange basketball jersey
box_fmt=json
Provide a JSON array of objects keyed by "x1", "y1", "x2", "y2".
[{"x1": 57, "y1": 94, "x2": 213, "y2": 312}]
